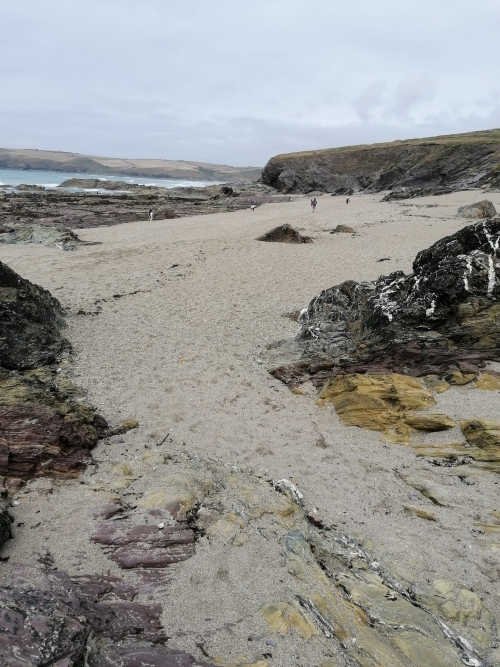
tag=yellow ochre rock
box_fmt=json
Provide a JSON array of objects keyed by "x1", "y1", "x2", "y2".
[
  {"x1": 318, "y1": 373, "x2": 454, "y2": 443},
  {"x1": 474, "y1": 373, "x2": 500, "y2": 391},
  {"x1": 405, "y1": 414, "x2": 455, "y2": 431},
  {"x1": 422, "y1": 375, "x2": 450, "y2": 393},
  {"x1": 119, "y1": 418, "x2": 139, "y2": 431},
  {"x1": 416, "y1": 579, "x2": 494, "y2": 648},
  {"x1": 443, "y1": 370, "x2": 476, "y2": 386},
  {"x1": 260, "y1": 601, "x2": 316, "y2": 639},
  {"x1": 398, "y1": 474, "x2": 452, "y2": 506},
  {"x1": 461, "y1": 419, "x2": 500, "y2": 450},
  {"x1": 403, "y1": 505, "x2": 438, "y2": 521}
]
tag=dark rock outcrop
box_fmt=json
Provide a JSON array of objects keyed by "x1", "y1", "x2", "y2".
[
  {"x1": 261, "y1": 128, "x2": 500, "y2": 194},
  {"x1": 257, "y1": 224, "x2": 312, "y2": 244},
  {"x1": 0, "y1": 565, "x2": 212, "y2": 667},
  {"x1": 457, "y1": 199, "x2": 497, "y2": 219},
  {"x1": 0, "y1": 261, "x2": 67, "y2": 370},
  {"x1": 58, "y1": 178, "x2": 139, "y2": 190},
  {"x1": 0, "y1": 498, "x2": 13, "y2": 550},
  {"x1": 0, "y1": 261, "x2": 109, "y2": 482},
  {"x1": 270, "y1": 219, "x2": 500, "y2": 387}
]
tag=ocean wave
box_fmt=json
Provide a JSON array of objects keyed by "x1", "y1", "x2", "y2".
[{"x1": 0, "y1": 167, "x2": 218, "y2": 189}]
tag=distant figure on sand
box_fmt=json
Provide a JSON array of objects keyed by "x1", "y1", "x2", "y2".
[
  {"x1": 346, "y1": 197, "x2": 350, "y2": 204},
  {"x1": 312, "y1": 198, "x2": 317, "y2": 213},
  {"x1": 148, "y1": 209, "x2": 153, "y2": 221},
  {"x1": 250, "y1": 205, "x2": 256, "y2": 212}
]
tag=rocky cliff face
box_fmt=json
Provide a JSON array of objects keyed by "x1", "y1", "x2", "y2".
[{"x1": 261, "y1": 129, "x2": 500, "y2": 195}]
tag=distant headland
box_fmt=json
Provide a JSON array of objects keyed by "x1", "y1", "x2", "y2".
[{"x1": 0, "y1": 147, "x2": 262, "y2": 183}]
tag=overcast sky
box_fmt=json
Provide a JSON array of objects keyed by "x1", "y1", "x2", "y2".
[{"x1": 1, "y1": 0, "x2": 499, "y2": 166}]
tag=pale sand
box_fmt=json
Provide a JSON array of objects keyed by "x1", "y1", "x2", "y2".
[{"x1": 2, "y1": 190, "x2": 500, "y2": 664}]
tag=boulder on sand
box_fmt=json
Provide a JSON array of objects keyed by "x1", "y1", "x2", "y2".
[
  {"x1": 257, "y1": 224, "x2": 312, "y2": 244},
  {"x1": 457, "y1": 200, "x2": 497, "y2": 219},
  {"x1": 330, "y1": 224, "x2": 355, "y2": 234}
]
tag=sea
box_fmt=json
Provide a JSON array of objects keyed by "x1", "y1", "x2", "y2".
[{"x1": 0, "y1": 168, "x2": 217, "y2": 190}]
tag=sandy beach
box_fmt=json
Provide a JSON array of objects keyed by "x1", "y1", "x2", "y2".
[{"x1": 2, "y1": 190, "x2": 500, "y2": 666}]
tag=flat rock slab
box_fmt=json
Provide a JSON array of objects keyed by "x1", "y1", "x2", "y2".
[{"x1": 92, "y1": 509, "x2": 195, "y2": 568}]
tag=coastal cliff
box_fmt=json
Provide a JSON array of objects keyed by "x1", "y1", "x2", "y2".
[{"x1": 261, "y1": 128, "x2": 500, "y2": 195}]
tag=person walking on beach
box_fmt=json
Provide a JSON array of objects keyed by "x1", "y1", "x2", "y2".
[
  {"x1": 346, "y1": 197, "x2": 350, "y2": 204},
  {"x1": 312, "y1": 197, "x2": 317, "y2": 213},
  {"x1": 250, "y1": 205, "x2": 256, "y2": 212},
  {"x1": 148, "y1": 209, "x2": 153, "y2": 221}
]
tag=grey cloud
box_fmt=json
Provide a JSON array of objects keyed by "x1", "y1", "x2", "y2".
[
  {"x1": 352, "y1": 83, "x2": 388, "y2": 123},
  {"x1": 0, "y1": 0, "x2": 499, "y2": 166},
  {"x1": 390, "y1": 77, "x2": 439, "y2": 121}
]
